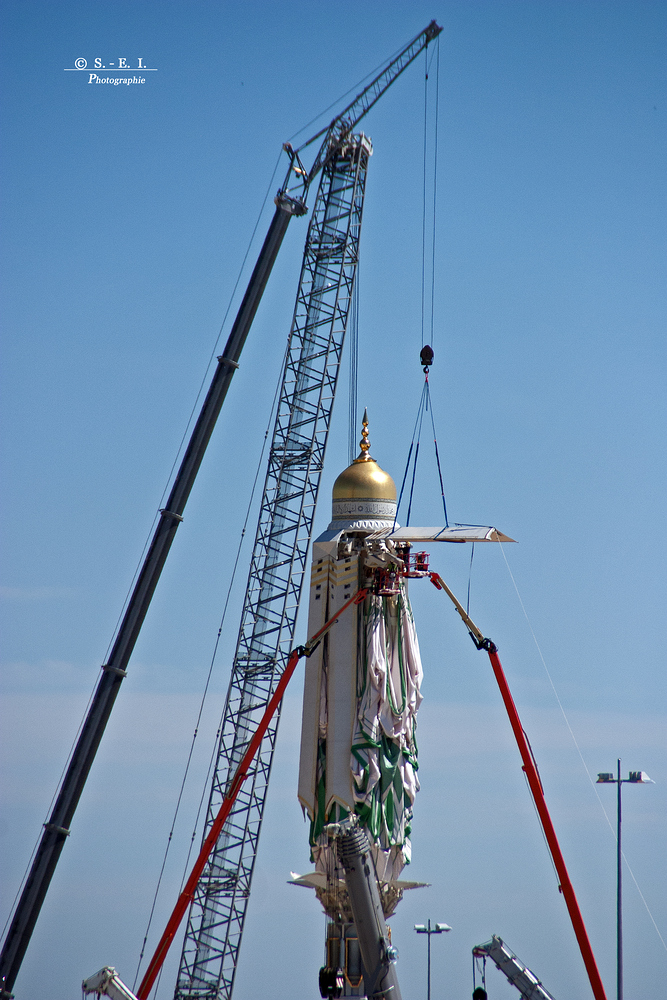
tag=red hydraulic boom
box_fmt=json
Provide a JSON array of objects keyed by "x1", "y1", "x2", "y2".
[
  {"x1": 428, "y1": 571, "x2": 608, "y2": 1000},
  {"x1": 135, "y1": 588, "x2": 368, "y2": 1000}
]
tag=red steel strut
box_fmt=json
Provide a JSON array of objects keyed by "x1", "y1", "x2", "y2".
[
  {"x1": 136, "y1": 587, "x2": 367, "y2": 1000},
  {"x1": 429, "y1": 572, "x2": 608, "y2": 1000}
]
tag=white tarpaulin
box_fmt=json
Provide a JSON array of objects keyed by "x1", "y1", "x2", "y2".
[
  {"x1": 368, "y1": 524, "x2": 516, "y2": 543},
  {"x1": 298, "y1": 540, "x2": 423, "y2": 884}
]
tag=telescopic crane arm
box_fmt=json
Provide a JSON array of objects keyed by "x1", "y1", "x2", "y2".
[
  {"x1": 0, "y1": 21, "x2": 441, "y2": 999},
  {"x1": 429, "y1": 572, "x2": 608, "y2": 1000},
  {"x1": 82, "y1": 967, "x2": 141, "y2": 1000},
  {"x1": 472, "y1": 936, "x2": 557, "y2": 1000}
]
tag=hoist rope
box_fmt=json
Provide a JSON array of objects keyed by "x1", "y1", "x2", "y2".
[
  {"x1": 287, "y1": 42, "x2": 409, "y2": 146},
  {"x1": 497, "y1": 541, "x2": 667, "y2": 955},
  {"x1": 426, "y1": 378, "x2": 448, "y2": 525},
  {"x1": 472, "y1": 951, "x2": 486, "y2": 992},
  {"x1": 393, "y1": 441, "x2": 413, "y2": 532},
  {"x1": 393, "y1": 38, "x2": 444, "y2": 531},
  {"x1": 395, "y1": 374, "x2": 449, "y2": 527},
  {"x1": 466, "y1": 543, "x2": 475, "y2": 617},
  {"x1": 421, "y1": 46, "x2": 429, "y2": 348},
  {"x1": 429, "y1": 41, "x2": 440, "y2": 348},
  {"x1": 348, "y1": 268, "x2": 360, "y2": 464},
  {"x1": 395, "y1": 382, "x2": 427, "y2": 526},
  {"x1": 132, "y1": 360, "x2": 286, "y2": 990},
  {"x1": 174, "y1": 348, "x2": 290, "y2": 884},
  {"x1": 420, "y1": 37, "x2": 440, "y2": 350},
  {"x1": 405, "y1": 439, "x2": 421, "y2": 527},
  {"x1": 0, "y1": 677, "x2": 99, "y2": 940},
  {"x1": 523, "y1": 768, "x2": 562, "y2": 887},
  {"x1": 101, "y1": 150, "x2": 283, "y2": 666}
]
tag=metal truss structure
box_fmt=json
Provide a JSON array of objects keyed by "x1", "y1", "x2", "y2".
[
  {"x1": 174, "y1": 133, "x2": 372, "y2": 1000},
  {"x1": 0, "y1": 25, "x2": 441, "y2": 1000}
]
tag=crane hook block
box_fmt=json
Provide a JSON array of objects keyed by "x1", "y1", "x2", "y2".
[{"x1": 420, "y1": 345, "x2": 434, "y2": 370}]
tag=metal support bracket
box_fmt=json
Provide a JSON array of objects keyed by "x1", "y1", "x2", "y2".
[
  {"x1": 467, "y1": 631, "x2": 497, "y2": 653},
  {"x1": 275, "y1": 191, "x2": 308, "y2": 216},
  {"x1": 43, "y1": 823, "x2": 70, "y2": 837},
  {"x1": 101, "y1": 664, "x2": 127, "y2": 678},
  {"x1": 159, "y1": 509, "x2": 184, "y2": 522}
]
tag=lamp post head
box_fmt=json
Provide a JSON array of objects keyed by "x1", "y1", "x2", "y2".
[
  {"x1": 414, "y1": 925, "x2": 427, "y2": 933},
  {"x1": 597, "y1": 770, "x2": 655, "y2": 784},
  {"x1": 434, "y1": 924, "x2": 452, "y2": 933}
]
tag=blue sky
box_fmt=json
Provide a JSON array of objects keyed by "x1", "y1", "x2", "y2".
[{"x1": 1, "y1": 2, "x2": 665, "y2": 998}]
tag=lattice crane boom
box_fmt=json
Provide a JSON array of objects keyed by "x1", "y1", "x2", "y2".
[
  {"x1": 0, "y1": 21, "x2": 441, "y2": 1000},
  {"x1": 174, "y1": 130, "x2": 372, "y2": 1000},
  {"x1": 172, "y1": 22, "x2": 442, "y2": 1000},
  {"x1": 294, "y1": 19, "x2": 442, "y2": 187}
]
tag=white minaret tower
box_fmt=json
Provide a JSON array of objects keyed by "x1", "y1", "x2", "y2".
[{"x1": 295, "y1": 412, "x2": 425, "y2": 998}]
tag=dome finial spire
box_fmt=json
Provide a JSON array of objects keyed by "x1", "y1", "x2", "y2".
[{"x1": 355, "y1": 408, "x2": 371, "y2": 463}]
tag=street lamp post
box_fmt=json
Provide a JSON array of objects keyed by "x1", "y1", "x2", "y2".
[
  {"x1": 414, "y1": 920, "x2": 451, "y2": 1000},
  {"x1": 597, "y1": 760, "x2": 654, "y2": 1000}
]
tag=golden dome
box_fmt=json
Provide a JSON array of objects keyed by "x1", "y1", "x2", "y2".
[
  {"x1": 332, "y1": 411, "x2": 396, "y2": 502},
  {"x1": 332, "y1": 459, "x2": 396, "y2": 501}
]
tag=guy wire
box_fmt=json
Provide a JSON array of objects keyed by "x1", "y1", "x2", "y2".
[{"x1": 498, "y1": 540, "x2": 667, "y2": 955}]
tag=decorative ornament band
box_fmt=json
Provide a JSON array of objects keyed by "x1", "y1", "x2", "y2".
[
  {"x1": 329, "y1": 518, "x2": 397, "y2": 532},
  {"x1": 332, "y1": 499, "x2": 396, "y2": 520}
]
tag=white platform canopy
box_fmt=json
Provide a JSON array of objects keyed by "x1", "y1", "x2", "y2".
[
  {"x1": 367, "y1": 525, "x2": 516, "y2": 543},
  {"x1": 288, "y1": 871, "x2": 429, "y2": 891}
]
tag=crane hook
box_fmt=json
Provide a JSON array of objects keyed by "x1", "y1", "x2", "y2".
[{"x1": 420, "y1": 344, "x2": 434, "y2": 373}]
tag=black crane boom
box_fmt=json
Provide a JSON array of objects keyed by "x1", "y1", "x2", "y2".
[
  {"x1": 0, "y1": 190, "x2": 304, "y2": 1000},
  {"x1": 0, "y1": 20, "x2": 441, "y2": 999}
]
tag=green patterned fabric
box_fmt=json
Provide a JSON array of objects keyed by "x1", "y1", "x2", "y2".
[{"x1": 309, "y1": 586, "x2": 422, "y2": 876}]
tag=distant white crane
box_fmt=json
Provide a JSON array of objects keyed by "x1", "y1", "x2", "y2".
[{"x1": 473, "y1": 935, "x2": 557, "y2": 1000}]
